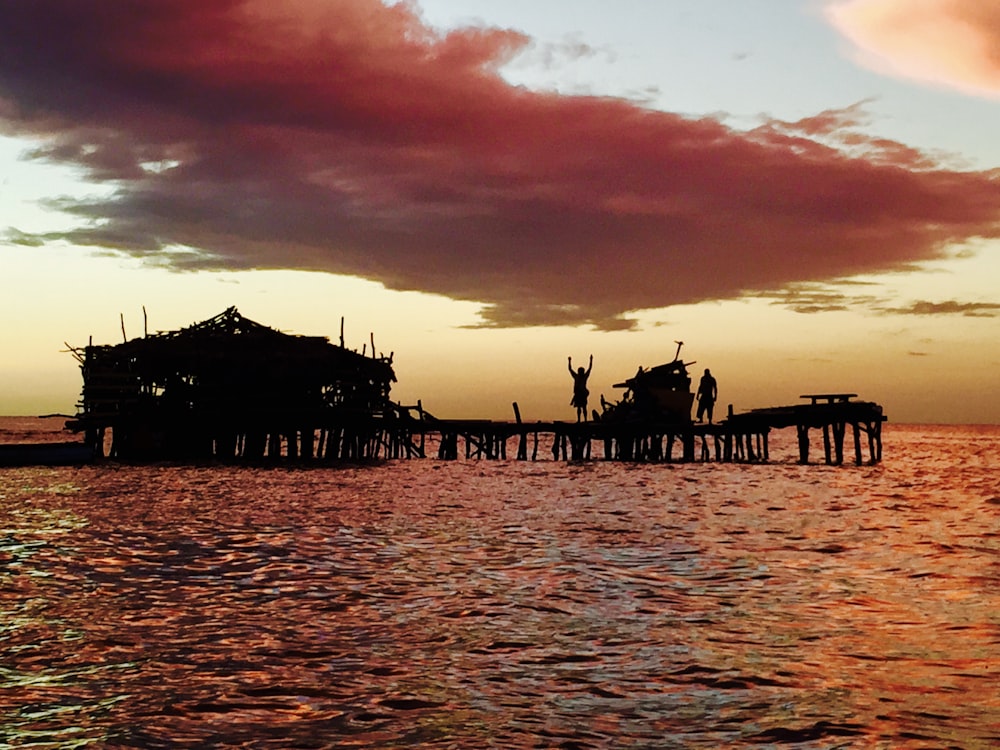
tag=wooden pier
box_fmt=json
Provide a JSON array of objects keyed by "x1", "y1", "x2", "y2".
[
  {"x1": 63, "y1": 309, "x2": 885, "y2": 466},
  {"x1": 412, "y1": 392, "x2": 885, "y2": 466},
  {"x1": 67, "y1": 394, "x2": 881, "y2": 466}
]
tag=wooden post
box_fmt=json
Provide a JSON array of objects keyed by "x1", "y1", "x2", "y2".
[
  {"x1": 651, "y1": 434, "x2": 664, "y2": 462},
  {"x1": 796, "y1": 424, "x2": 809, "y2": 464},
  {"x1": 437, "y1": 433, "x2": 455, "y2": 460},
  {"x1": 417, "y1": 400, "x2": 425, "y2": 457},
  {"x1": 513, "y1": 402, "x2": 528, "y2": 460},
  {"x1": 327, "y1": 428, "x2": 342, "y2": 459},
  {"x1": 868, "y1": 419, "x2": 883, "y2": 464},
  {"x1": 832, "y1": 421, "x2": 846, "y2": 465},
  {"x1": 215, "y1": 431, "x2": 237, "y2": 459},
  {"x1": 244, "y1": 431, "x2": 266, "y2": 459}
]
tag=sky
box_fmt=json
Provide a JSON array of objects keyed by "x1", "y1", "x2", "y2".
[{"x1": 1, "y1": 0, "x2": 999, "y2": 423}]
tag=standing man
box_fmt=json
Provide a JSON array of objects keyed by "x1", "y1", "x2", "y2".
[
  {"x1": 696, "y1": 368, "x2": 718, "y2": 424},
  {"x1": 568, "y1": 355, "x2": 593, "y2": 422}
]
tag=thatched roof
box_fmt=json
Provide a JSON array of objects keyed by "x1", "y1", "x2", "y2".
[
  {"x1": 77, "y1": 307, "x2": 396, "y2": 408},
  {"x1": 81, "y1": 306, "x2": 395, "y2": 385}
]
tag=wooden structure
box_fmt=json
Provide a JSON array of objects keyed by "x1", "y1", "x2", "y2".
[
  {"x1": 420, "y1": 392, "x2": 885, "y2": 466},
  {"x1": 63, "y1": 312, "x2": 884, "y2": 465},
  {"x1": 66, "y1": 307, "x2": 411, "y2": 460},
  {"x1": 603, "y1": 341, "x2": 696, "y2": 424},
  {"x1": 724, "y1": 393, "x2": 885, "y2": 465}
]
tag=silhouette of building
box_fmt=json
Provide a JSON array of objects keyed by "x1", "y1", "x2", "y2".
[{"x1": 67, "y1": 307, "x2": 397, "y2": 459}]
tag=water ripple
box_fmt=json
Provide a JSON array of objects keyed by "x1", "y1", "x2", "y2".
[{"x1": 1, "y1": 424, "x2": 998, "y2": 747}]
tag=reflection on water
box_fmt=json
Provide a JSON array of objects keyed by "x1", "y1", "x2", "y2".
[{"x1": 1, "y1": 424, "x2": 998, "y2": 748}]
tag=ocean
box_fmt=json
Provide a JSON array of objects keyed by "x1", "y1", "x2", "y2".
[{"x1": 1, "y1": 417, "x2": 998, "y2": 748}]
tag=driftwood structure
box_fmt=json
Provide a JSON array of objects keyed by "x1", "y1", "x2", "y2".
[
  {"x1": 63, "y1": 311, "x2": 885, "y2": 465},
  {"x1": 725, "y1": 393, "x2": 885, "y2": 465},
  {"x1": 66, "y1": 307, "x2": 424, "y2": 460},
  {"x1": 423, "y1": 393, "x2": 885, "y2": 466}
]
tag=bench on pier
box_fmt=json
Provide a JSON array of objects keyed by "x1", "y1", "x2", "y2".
[{"x1": 799, "y1": 393, "x2": 858, "y2": 404}]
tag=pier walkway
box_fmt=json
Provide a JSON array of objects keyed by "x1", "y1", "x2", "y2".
[
  {"x1": 412, "y1": 393, "x2": 885, "y2": 466},
  {"x1": 72, "y1": 394, "x2": 885, "y2": 467}
]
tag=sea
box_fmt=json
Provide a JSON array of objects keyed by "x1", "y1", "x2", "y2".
[{"x1": 0, "y1": 416, "x2": 997, "y2": 749}]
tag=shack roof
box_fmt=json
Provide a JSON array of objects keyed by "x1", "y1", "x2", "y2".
[{"x1": 82, "y1": 306, "x2": 395, "y2": 385}]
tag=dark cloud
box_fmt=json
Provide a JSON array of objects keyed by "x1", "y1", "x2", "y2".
[
  {"x1": 2, "y1": 0, "x2": 999, "y2": 329},
  {"x1": 4, "y1": 227, "x2": 45, "y2": 247},
  {"x1": 747, "y1": 281, "x2": 883, "y2": 314},
  {"x1": 753, "y1": 283, "x2": 1000, "y2": 318},
  {"x1": 887, "y1": 300, "x2": 1000, "y2": 317}
]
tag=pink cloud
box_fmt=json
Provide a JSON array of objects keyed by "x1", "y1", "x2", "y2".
[
  {"x1": 827, "y1": 0, "x2": 1000, "y2": 97},
  {"x1": 1, "y1": 0, "x2": 999, "y2": 329}
]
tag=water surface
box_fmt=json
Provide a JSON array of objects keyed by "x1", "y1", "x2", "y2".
[{"x1": 1, "y1": 422, "x2": 998, "y2": 747}]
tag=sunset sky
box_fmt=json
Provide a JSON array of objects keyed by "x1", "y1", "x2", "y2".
[{"x1": 2, "y1": 0, "x2": 999, "y2": 423}]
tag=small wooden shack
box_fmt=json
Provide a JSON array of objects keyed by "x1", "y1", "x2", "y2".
[{"x1": 66, "y1": 307, "x2": 398, "y2": 460}]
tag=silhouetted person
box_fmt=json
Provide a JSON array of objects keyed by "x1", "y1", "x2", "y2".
[
  {"x1": 696, "y1": 368, "x2": 718, "y2": 423},
  {"x1": 568, "y1": 355, "x2": 593, "y2": 422}
]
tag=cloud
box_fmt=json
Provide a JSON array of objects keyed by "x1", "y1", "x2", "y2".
[
  {"x1": 885, "y1": 300, "x2": 1000, "y2": 317},
  {"x1": 826, "y1": 0, "x2": 1000, "y2": 98},
  {"x1": 1, "y1": 0, "x2": 999, "y2": 330},
  {"x1": 753, "y1": 282, "x2": 1000, "y2": 318},
  {"x1": 753, "y1": 283, "x2": 874, "y2": 315},
  {"x1": 4, "y1": 227, "x2": 45, "y2": 247}
]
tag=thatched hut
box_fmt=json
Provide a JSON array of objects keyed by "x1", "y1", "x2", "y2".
[{"x1": 67, "y1": 307, "x2": 398, "y2": 460}]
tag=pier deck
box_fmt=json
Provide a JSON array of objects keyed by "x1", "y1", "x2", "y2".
[
  {"x1": 66, "y1": 394, "x2": 882, "y2": 466},
  {"x1": 419, "y1": 393, "x2": 885, "y2": 465}
]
